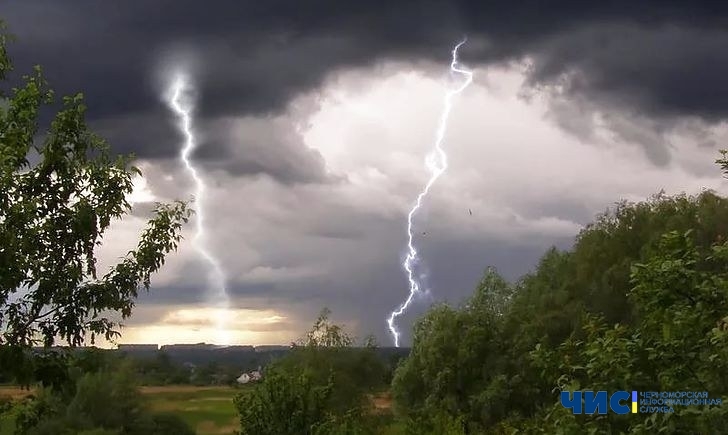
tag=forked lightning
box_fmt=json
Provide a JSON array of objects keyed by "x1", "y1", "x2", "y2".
[
  {"x1": 387, "y1": 39, "x2": 474, "y2": 347},
  {"x1": 167, "y1": 73, "x2": 231, "y2": 345}
]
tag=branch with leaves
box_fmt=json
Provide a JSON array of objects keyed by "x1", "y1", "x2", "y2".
[{"x1": 0, "y1": 30, "x2": 190, "y2": 349}]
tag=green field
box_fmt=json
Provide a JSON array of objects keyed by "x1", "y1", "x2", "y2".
[
  {"x1": 142, "y1": 386, "x2": 242, "y2": 435},
  {"x1": 0, "y1": 385, "x2": 243, "y2": 435},
  {"x1": 1, "y1": 385, "x2": 397, "y2": 434}
]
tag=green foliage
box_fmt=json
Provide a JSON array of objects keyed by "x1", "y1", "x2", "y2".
[
  {"x1": 0, "y1": 347, "x2": 123, "y2": 404},
  {"x1": 142, "y1": 387, "x2": 238, "y2": 433},
  {"x1": 13, "y1": 364, "x2": 195, "y2": 434},
  {"x1": 235, "y1": 309, "x2": 389, "y2": 434},
  {"x1": 301, "y1": 307, "x2": 355, "y2": 348},
  {"x1": 278, "y1": 309, "x2": 388, "y2": 414},
  {"x1": 400, "y1": 410, "x2": 467, "y2": 435},
  {"x1": 312, "y1": 407, "x2": 381, "y2": 435},
  {"x1": 0, "y1": 21, "x2": 189, "y2": 390},
  {"x1": 392, "y1": 268, "x2": 513, "y2": 431},
  {"x1": 393, "y1": 158, "x2": 728, "y2": 433},
  {"x1": 66, "y1": 368, "x2": 145, "y2": 431},
  {"x1": 131, "y1": 352, "x2": 193, "y2": 385},
  {"x1": 235, "y1": 369, "x2": 333, "y2": 435},
  {"x1": 0, "y1": 29, "x2": 191, "y2": 434},
  {"x1": 530, "y1": 229, "x2": 728, "y2": 433},
  {"x1": 0, "y1": 25, "x2": 190, "y2": 351},
  {"x1": 145, "y1": 412, "x2": 196, "y2": 435},
  {"x1": 75, "y1": 430, "x2": 120, "y2": 435},
  {"x1": 12, "y1": 388, "x2": 65, "y2": 435}
]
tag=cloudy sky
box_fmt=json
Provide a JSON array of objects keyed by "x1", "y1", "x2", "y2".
[{"x1": 4, "y1": 1, "x2": 728, "y2": 347}]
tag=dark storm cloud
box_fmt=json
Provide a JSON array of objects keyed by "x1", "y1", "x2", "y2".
[
  {"x1": 197, "y1": 117, "x2": 331, "y2": 183},
  {"x1": 526, "y1": 24, "x2": 728, "y2": 122},
  {"x1": 1, "y1": 0, "x2": 463, "y2": 131},
  {"x1": 6, "y1": 0, "x2": 728, "y2": 346},
  {"x1": 4, "y1": 0, "x2": 728, "y2": 168}
]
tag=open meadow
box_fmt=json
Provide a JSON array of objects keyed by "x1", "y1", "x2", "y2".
[
  {"x1": 0, "y1": 385, "x2": 242, "y2": 435},
  {"x1": 1, "y1": 385, "x2": 397, "y2": 435},
  {"x1": 141, "y1": 386, "x2": 241, "y2": 435}
]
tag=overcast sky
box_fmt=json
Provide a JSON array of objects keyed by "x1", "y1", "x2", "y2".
[{"x1": 3, "y1": 1, "x2": 728, "y2": 347}]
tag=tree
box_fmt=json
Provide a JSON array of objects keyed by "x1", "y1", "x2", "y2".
[
  {"x1": 527, "y1": 229, "x2": 728, "y2": 433},
  {"x1": 391, "y1": 269, "x2": 512, "y2": 433},
  {"x1": 392, "y1": 152, "x2": 728, "y2": 433},
  {"x1": 281, "y1": 308, "x2": 387, "y2": 414},
  {"x1": 499, "y1": 189, "x2": 728, "y2": 421},
  {"x1": 13, "y1": 363, "x2": 195, "y2": 434},
  {"x1": 235, "y1": 309, "x2": 388, "y2": 434},
  {"x1": 0, "y1": 25, "x2": 190, "y2": 356},
  {"x1": 235, "y1": 369, "x2": 334, "y2": 435}
]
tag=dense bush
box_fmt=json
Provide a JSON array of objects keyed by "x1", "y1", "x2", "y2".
[
  {"x1": 13, "y1": 364, "x2": 194, "y2": 434},
  {"x1": 392, "y1": 186, "x2": 728, "y2": 433},
  {"x1": 235, "y1": 309, "x2": 388, "y2": 434},
  {"x1": 230, "y1": 161, "x2": 728, "y2": 433}
]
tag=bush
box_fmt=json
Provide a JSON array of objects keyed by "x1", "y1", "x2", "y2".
[
  {"x1": 235, "y1": 369, "x2": 333, "y2": 435},
  {"x1": 235, "y1": 309, "x2": 389, "y2": 434},
  {"x1": 14, "y1": 388, "x2": 66, "y2": 434},
  {"x1": 147, "y1": 412, "x2": 196, "y2": 435},
  {"x1": 13, "y1": 364, "x2": 195, "y2": 435}
]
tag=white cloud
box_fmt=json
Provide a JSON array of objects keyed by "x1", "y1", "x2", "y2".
[{"x1": 95, "y1": 60, "x2": 728, "y2": 346}]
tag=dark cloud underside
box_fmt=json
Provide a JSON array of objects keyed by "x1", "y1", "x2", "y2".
[
  {"x1": 3, "y1": 1, "x2": 728, "y2": 345},
  {"x1": 3, "y1": 1, "x2": 728, "y2": 163}
]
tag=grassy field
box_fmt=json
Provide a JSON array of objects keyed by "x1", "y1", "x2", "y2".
[
  {"x1": 0, "y1": 384, "x2": 242, "y2": 435},
  {"x1": 142, "y1": 385, "x2": 241, "y2": 435},
  {"x1": 0, "y1": 386, "x2": 26, "y2": 435},
  {"x1": 1, "y1": 385, "x2": 395, "y2": 434}
]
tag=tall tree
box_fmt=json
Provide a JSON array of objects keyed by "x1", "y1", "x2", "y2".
[
  {"x1": 0, "y1": 27, "x2": 190, "y2": 353},
  {"x1": 235, "y1": 309, "x2": 388, "y2": 435},
  {"x1": 391, "y1": 269, "x2": 512, "y2": 433}
]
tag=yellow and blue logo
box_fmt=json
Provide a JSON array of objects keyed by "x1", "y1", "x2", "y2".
[
  {"x1": 561, "y1": 390, "x2": 720, "y2": 414},
  {"x1": 560, "y1": 390, "x2": 633, "y2": 414}
]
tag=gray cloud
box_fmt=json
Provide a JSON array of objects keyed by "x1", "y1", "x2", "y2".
[
  {"x1": 4, "y1": 1, "x2": 728, "y2": 166},
  {"x1": 198, "y1": 116, "x2": 330, "y2": 183},
  {"x1": 6, "y1": 1, "x2": 728, "y2": 346},
  {"x1": 527, "y1": 24, "x2": 728, "y2": 122}
]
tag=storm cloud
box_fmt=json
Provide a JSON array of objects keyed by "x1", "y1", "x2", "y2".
[
  {"x1": 3, "y1": 1, "x2": 728, "y2": 345},
  {"x1": 4, "y1": 1, "x2": 728, "y2": 159}
]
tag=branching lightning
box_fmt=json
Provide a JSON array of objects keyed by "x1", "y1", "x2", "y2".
[
  {"x1": 166, "y1": 72, "x2": 232, "y2": 345},
  {"x1": 386, "y1": 38, "x2": 473, "y2": 347}
]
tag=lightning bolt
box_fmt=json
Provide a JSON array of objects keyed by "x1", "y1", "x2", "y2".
[
  {"x1": 166, "y1": 72, "x2": 232, "y2": 345},
  {"x1": 386, "y1": 38, "x2": 473, "y2": 347}
]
